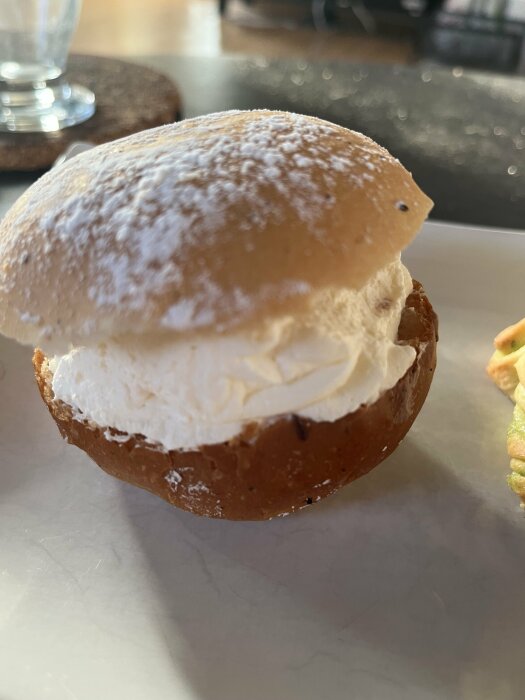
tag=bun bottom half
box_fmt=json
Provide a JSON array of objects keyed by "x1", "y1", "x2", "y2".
[{"x1": 34, "y1": 281, "x2": 437, "y2": 521}]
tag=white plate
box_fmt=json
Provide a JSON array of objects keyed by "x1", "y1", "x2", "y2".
[{"x1": 1, "y1": 221, "x2": 524, "y2": 700}]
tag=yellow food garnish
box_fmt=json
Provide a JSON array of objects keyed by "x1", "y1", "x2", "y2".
[
  {"x1": 487, "y1": 318, "x2": 525, "y2": 504},
  {"x1": 487, "y1": 318, "x2": 525, "y2": 397}
]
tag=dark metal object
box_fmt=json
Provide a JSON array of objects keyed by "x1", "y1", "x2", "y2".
[
  {"x1": 219, "y1": 0, "x2": 440, "y2": 23},
  {"x1": 422, "y1": 1, "x2": 525, "y2": 73}
]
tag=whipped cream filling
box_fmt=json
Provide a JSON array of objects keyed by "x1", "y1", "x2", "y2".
[{"x1": 49, "y1": 258, "x2": 416, "y2": 450}]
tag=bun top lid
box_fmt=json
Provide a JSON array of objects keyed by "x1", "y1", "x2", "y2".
[{"x1": 0, "y1": 110, "x2": 432, "y2": 350}]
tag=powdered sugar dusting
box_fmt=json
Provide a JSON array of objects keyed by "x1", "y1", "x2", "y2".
[
  {"x1": 160, "y1": 278, "x2": 312, "y2": 331},
  {"x1": 1, "y1": 109, "x2": 413, "y2": 346},
  {"x1": 187, "y1": 482, "x2": 210, "y2": 495},
  {"x1": 314, "y1": 479, "x2": 332, "y2": 488},
  {"x1": 19, "y1": 311, "x2": 41, "y2": 325},
  {"x1": 160, "y1": 299, "x2": 215, "y2": 331},
  {"x1": 165, "y1": 469, "x2": 182, "y2": 490},
  {"x1": 23, "y1": 116, "x2": 387, "y2": 308}
]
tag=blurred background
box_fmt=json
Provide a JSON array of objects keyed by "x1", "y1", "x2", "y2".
[
  {"x1": 73, "y1": 0, "x2": 525, "y2": 73},
  {"x1": 61, "y1": 0, "x2": 524, "y2": 229},
  {"x1": 1, "y1": 0, "x2": 523, "y2": 228}
]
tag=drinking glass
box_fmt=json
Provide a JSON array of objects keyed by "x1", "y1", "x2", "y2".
[{"x1": 0, "y1": 0, "x2": 95, "y2": 132}]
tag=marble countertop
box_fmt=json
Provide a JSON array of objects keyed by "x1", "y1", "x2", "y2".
[{"x1": 2, "y1": 54, "x2": 523, "y2": 230}]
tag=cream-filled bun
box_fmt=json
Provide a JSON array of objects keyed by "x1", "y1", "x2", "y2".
[{"x1": 0, "y1": 110, "x2": 437, "y2": 520}]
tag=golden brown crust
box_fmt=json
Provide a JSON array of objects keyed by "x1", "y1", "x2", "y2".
[
  {"x1": 2, "y1": 111, "x2": 432, "y2": 351},
  {"x1": 34, "y1": 281, "x2": 437, "y2": 520}
]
